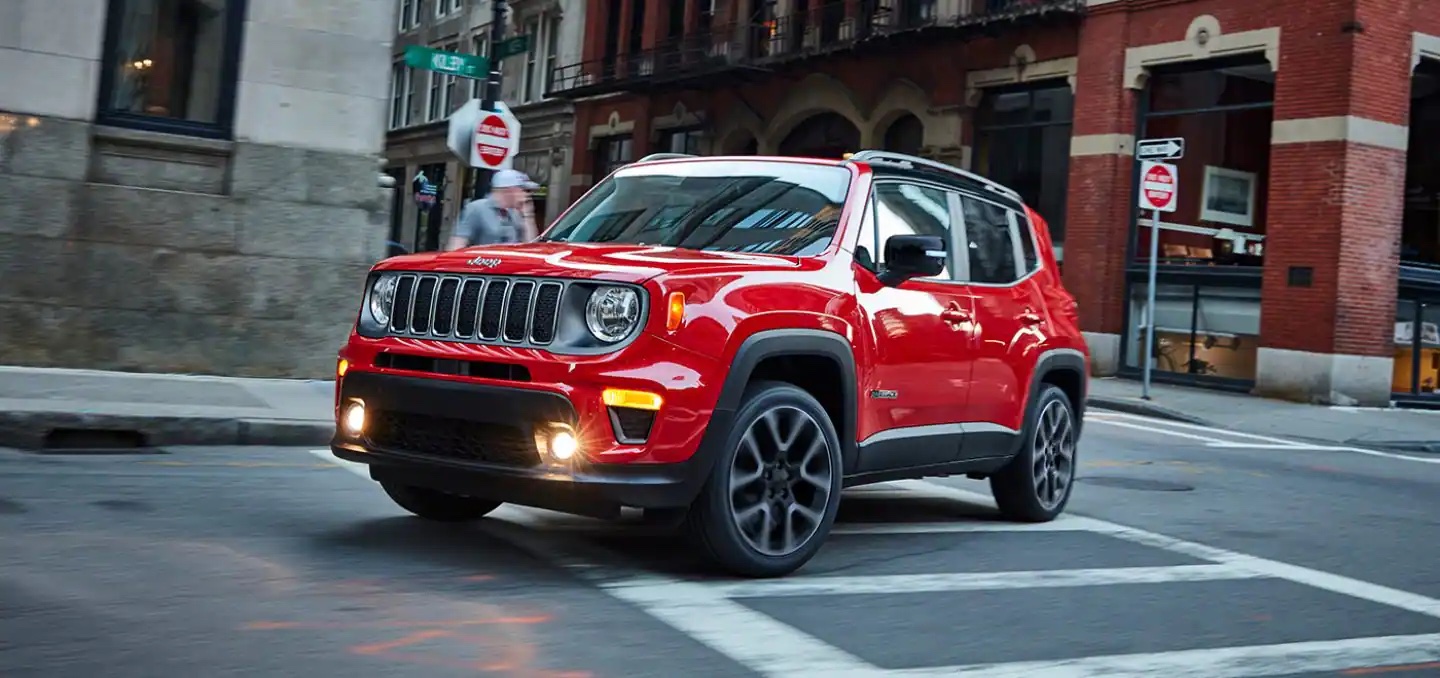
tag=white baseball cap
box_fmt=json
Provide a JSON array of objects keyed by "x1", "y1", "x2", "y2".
[{"x1": 492, "y1": 168, "x2": 539, "y2": 190}]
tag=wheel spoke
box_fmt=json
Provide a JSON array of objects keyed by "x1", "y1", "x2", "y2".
[
  {"x1": 1031, "y1": 400, "x2": 1076, "y2": 511},
  {"x1": 727, "y1": 404, "x2": 834, "y2": 557}
]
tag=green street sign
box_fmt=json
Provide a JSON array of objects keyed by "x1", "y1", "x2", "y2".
[
  {"x1": 404, "y1": 45, "x2": 487, "y2": 78},
  {"x1": 495, "y1": 35, "x2": 531, "y2": 60}
]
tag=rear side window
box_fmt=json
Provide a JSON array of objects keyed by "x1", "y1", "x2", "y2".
[
  {"x1": 1016, "y1": 212, "x2": 1040, "y2": 274},
  {"x1": 960, "y1": 196, "x2": 1019, "y2": 284}
]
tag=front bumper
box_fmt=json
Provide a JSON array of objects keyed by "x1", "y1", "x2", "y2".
[{"x1": 332, "y1": 371, "x2": 719, "y2": 516}]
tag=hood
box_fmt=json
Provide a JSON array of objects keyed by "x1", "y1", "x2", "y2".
[{"x1": 376, "y1": 242, "x2": 801, "y2": 284}]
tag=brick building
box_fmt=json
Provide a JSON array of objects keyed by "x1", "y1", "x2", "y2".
[{"x1": 542, "y1": 0, "x2": 1440, "y2": 407}]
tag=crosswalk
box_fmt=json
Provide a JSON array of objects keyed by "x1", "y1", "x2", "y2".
[{"x1": 312, "y1": 439, "x2": 1440, "y2": 677}]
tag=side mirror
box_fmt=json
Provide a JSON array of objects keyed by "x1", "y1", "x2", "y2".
[{"x1": 878, "y1": 234, "x2": 946, "y2": 286}]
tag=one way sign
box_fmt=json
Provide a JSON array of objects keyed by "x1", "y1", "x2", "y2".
[{"x1": 1137, "y1": 137, "x2": 1185, "y2": 161}]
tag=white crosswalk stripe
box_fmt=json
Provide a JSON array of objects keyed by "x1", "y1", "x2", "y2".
[{"x1": 311, "y1": 449, "x2": 1440, "y2": 677}]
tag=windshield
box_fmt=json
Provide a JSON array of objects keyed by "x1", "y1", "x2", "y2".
[{"x1": 541, "y1": 160, "x2": 852, "y2": 256}]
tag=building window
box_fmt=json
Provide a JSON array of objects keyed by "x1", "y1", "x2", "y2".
[
  {"x1": 1402, "y1": 62, "x2": 1440, "y2": 269},
  {"x1": 413, "y1": 0, "x2": 427, "y2": 26},
  {"x1": 399, "y1": 0, "x2": 415, "y2": 30},
  {"x1": 1132, "y1": 61, "x2": 1274, "y2": 269},
  {"x1": 974, "y1": 81, "x2": 1073, "y2": 261},
  {"x1": 389, "y1": 61, "x2": 410, "y2": 129},
  {"x1": 658, "y1": 127, "x2": 703, "y2": 154},
  {"x1": 96, "y1": 0, "x2": 246, "y2": 137},
  {"x1": 471, "y1": 33, "x2": 489, "y2": 99},
  {"x1": 450, "y1": 0, "x2": 463, "y2": 12},
  {"x1": 1125, "y1": 283, "x2": 1262, "y2": 382},
  {"x1": 426, "y1": 69, "x2": 443, "y2": 121},
  {"x1": 593, "y1": 135, "x2": 633, "y2": 180},
  {"x1": 441, "y1": 41, "x2": 460, "y2": 115},
  {"x1": 544, "y1": 16, "x2": 560, "y2": 96},
  {"x1": 522, "y1": 17, "x2": 541, "y2": 102}
]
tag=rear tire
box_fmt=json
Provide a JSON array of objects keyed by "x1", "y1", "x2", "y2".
[
  {"x1": 989, "y1": 384, "x2": 1078, "y2": 522},
  {"x1": 686, "y1": 381, "x2": 843, "y2": 578},
  {"x1": 380, "y1": 482, "x2": 503, "y2": 522}
]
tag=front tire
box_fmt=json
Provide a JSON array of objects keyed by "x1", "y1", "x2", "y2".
[
  {"x1": 989, "y1": 384, "x2": 1078, "y2": 522},
  {"x1": 686, "y1": 381, "x2": 843, "y2": 578},
  {"x1": 380, "y1": 482, "x2": 503, "y2": 523}
]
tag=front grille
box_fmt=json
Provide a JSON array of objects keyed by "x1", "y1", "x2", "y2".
[
  {"x1": 366, "y1": 410, "x2": 540, "y2": 467},
  {"x1": 384, "y1": 274, "x2": 564, "y2": 347}
]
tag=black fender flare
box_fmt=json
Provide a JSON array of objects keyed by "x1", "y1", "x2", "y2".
[
  {"x1": 689, "y1": 329, "x2": 861, "y2": 483},
  {"x1": 1026, "y1": 347, "x2": 1089, "y2": 436}
]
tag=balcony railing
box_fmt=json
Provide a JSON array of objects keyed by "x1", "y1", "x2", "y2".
[{"x1": 546, "y1": 0, "x2": 1085, "y2": 98}]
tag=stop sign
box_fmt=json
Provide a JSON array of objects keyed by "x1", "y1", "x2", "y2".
[
  {"x1": 474, "y1": 113, "x2": 513, "y2": 169},
  {"x1": 1139, "y1": 161, "x2": 1178, "y2": 212}
]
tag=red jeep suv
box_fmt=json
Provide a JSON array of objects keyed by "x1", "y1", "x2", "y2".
[{"x1": 332, "y1": 150, "x2": 1088, "y2": 578}]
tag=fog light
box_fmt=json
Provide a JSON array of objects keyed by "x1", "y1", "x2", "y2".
[
  {"x1": 342, "y1": 402, "x2": 365, "y2": 437},
  {"x1": 549, "y1": 429, "x2": 578, "y2": 461}
]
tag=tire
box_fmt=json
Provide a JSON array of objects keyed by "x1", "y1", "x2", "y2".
[
  {"x1": 686, "y1": 381, "x2": 844, "y2": 578},
  {"x1": 380, "y1": 482, "x2": 503, "y2": 523},
  {"x1": 989, "y1": 384, "x2": 1079, "y2": 523}
]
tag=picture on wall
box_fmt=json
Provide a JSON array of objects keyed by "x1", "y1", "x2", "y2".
[{"x1": 1200, "y1": 165, "x2": 1257, "y2": 228}]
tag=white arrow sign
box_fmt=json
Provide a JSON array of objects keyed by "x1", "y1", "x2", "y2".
[{"x1": 1137, "y1": 137, "x2": 1185, "y2": 161}]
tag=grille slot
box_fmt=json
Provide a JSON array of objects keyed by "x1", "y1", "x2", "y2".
[
  {"x1": 503, "y1": 281, "x2": 535, "y2": 343},
  {"x1": 410, "y1": 277, "x2": 437, "y2": 334},
  {"x1": 433, "y1": 278, "x2": 460, "y2": 335},
  {"x1": 366, "y1": 410, "x2": 539, "y2": 467},
  {"x1": 530, "y1": 283, "x2": 563, "y2": 344},
  {"x1": 454, "y1": 279, "x2": 484, "y2": 338},
  {"x1": 479, "y1": 280, "x2": 508, "y2": 340},
  {"x1": 389, "y1": 275, "x2": 416, "y2": 333}
]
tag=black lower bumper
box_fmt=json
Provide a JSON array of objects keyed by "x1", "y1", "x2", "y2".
[{"x1": 332, "y1": 371, "x2": 716, "y2": 517}]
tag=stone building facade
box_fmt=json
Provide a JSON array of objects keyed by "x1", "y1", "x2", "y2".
[
  {"x1": 545, "y1": 0, "x2": 1440, "y2": 407},
  {"x1": 384, "y1": 0, "x2": 585, "y2": 253},
  {"x1": 0, "y1": 0, "x2": 395, "y2": 378}
]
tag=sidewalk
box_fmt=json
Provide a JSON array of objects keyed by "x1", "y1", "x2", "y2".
[
  {"x1": 0, "y1": 366, "x2": 335, "y2": 450},
  {"x1": 1088, "y1": 377, "x2": 1440, "y2": 453},
  {"x1": 1, "y1": 365, "x2": 1436, "y2": 453}
]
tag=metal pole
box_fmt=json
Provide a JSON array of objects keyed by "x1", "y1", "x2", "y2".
[
  {"x1": 1141, "y1": 207, "x2": 1160, "y2": 400},
  {"x1": 472, "y1": 0, "x2": 508, "y2": 200}
]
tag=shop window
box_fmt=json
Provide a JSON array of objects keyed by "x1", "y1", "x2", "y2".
[
  {"x1": 593, "y1": 135, "x2": 633, "y2": 181},
  {"x1": 1134, "y1": 62, "x2": 1274, "y2": 268},
  {"x1": 1402, "y1": 62, "x2": 1440, "y2": 269},
  {"x1": 974, "y1": 82, "x2": 1072, "y2": 261},
  {"x1": 96, "y1": 0, "x2": 245, "y2": 138},
  {"x1": 1393, "y1": 299, "x2": 1440, "y2": 397},
  {"x1": 1125, "y1": 283, "x2": 1261, "y2": 382}
]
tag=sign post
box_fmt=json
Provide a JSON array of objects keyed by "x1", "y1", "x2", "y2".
[{"x1": 1137, "y1": 159, "x2": 1178, "y2": 400}]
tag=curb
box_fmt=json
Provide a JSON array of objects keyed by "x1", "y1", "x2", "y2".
[
  {"x1": 1085, "y1": 396, "x2": 1214, "y2": 426},
  {"x1": 0, "y1": 411, "x2": 334, "y2": 451}
]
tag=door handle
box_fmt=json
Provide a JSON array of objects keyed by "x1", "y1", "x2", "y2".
[
  {"x1": 941, "y1": 307, "x2": 971, "y2": 324},
  {"x1": 1018, "y1": 309, "x2": 1043, "y2": 326}
]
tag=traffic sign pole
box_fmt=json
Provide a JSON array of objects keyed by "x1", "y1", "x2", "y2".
[
  {"x1": 1135, "y1": 159, "x2": 1178, "y2": 401},
  {"x1": 473, "y1": 0, "x2": 509, "y2": 200},
  {"x1": 1142, "y1": 205, "x2": 1160, "y2": 400}
]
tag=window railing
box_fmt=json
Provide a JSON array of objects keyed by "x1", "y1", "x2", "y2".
[{"x1": 545, "y1": 0, "x2": 1084, "y2": 98}]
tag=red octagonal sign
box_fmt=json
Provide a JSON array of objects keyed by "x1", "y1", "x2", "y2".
[
  {"x1": 474, "y1": 113, "x2": 513, "y2": 168},
  {"x1": 1139, "y1": 161, "x2": 1177, "y2": 213}
]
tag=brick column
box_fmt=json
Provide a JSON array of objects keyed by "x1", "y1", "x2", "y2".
[
  {"x1": 1254, "y1": 0, "x2": 1413, "y2": 406},
  {"x1": 616, "y1": 0, "x2": 638, "y2": 74},
  {"x1": 1059, "y1": 8, "x2": 1134, "y2": 376},
  {"x1": 643, "y1": 0, "x2": 669, "y2": 48}
]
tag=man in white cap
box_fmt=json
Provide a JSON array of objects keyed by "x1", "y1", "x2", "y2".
[{"x1": 447, "y1": 168, "x2": 540, "y2": 250}]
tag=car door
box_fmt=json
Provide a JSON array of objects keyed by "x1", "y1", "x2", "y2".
[
  {"x1": 853, "y1": 180, "x2": 978, "y2": 472},
  {"x1": 956, "y1": 193, "x2": 1046, "y2": 456}
]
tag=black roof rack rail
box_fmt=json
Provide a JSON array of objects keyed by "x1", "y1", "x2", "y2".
[
  {"x1": 845, "y1": 150, "x2": 1024, "y2": 204},
  {"x1": 637, "y1": 153, "x2": 697, "y2": 162}
]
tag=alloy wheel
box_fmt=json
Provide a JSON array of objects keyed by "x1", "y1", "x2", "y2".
[
  {"x1": 727, "y1": 406, "x2": 834, "y2": 557},
  {"x1": 1032, "y1": 400, "x2": 1076, "y2": 511}
]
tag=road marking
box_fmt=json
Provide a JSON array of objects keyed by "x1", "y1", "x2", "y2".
[
  {"x1": 310, "y1": 450, "x2": 1440, "y2": 678},
  {"x1": 1090, "y1": 411, "x2": 1440, "y2": 464},
  {"x1": 682, "y1": 564, "x2": 1260, "y2": 598},
  {"x1": 891, "y1": 633, "x2": 1440, "y2": 678}
]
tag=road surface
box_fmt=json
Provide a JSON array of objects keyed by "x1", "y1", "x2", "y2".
[{"x1": 4, "y1": 410, "x2": 1440, "y2": 677}]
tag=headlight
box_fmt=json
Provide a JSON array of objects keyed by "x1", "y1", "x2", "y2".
[
  {"x1": 585, "y1": 286, "x2": 641, "y2": 343},
  {"x1": 368, "y1": 274, "x2": 398, "y2": 326}
]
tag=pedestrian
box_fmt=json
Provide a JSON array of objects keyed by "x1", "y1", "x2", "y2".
[{"x1": 446, "y1": 168, "x2": 541, "y2": 250}]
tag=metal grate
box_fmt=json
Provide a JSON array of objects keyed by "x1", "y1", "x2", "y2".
[
  {"x1": 381, "y1": 274, "x2": 569, "y2": 347},
  {"x1": 366, "y1": 410, "x2": 540, "y2": 467}
]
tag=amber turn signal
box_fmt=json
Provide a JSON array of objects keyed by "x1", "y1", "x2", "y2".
[
  {"x1": 666, "y1": 292, "x2": 685, "y2": 331},
  {"x1": 602, "y1": 388, "x2": 663, "y2": 411},
  {"x1": 337, "y1": 359, "x2": 349, "y2": 377}
]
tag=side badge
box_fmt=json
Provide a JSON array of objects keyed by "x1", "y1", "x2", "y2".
[{"x1": 870, "y1": 389, "x2": 898, "y2": 399}]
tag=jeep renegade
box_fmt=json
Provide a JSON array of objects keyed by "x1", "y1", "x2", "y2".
[{"x1": 332, "y1": 150, "x2": 1089, "y2": 578}]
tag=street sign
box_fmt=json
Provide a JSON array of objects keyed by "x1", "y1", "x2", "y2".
[
  {"x1": 446, "y1": 99, "x2": 521, "y2": 169},
  {"x1": 474, "y1": 112, "x2": 514, "y2": 169},
  {"x1": 495, "y1": 35, "x2": 531, "y2": 60},
  {"x1": 1137, "y1": 137, "x2": 1185, "y2": 161},
  {"x1": 404, "y1": 45, "x2": 487, "y2": 78},
  {"x1": 1138, "y1": 161, "x2": 1178, "y2": 213}
]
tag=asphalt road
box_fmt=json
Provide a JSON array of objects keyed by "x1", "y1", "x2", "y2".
[{"x1": 4, "y1": 410, "x2": 1440, "y2": 677}]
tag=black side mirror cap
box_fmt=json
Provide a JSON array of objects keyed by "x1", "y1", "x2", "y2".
[{"x1": 878, "y1": 234, "x2": 947, "y2": 286}]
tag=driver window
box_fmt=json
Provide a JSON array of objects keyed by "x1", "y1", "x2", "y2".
[{"x1": 873, "y1": 182, "x2": 953, "y2": 280}]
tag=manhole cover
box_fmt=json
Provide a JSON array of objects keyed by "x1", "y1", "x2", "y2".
[{"x1": 1080, "y1": 476, "x2": 1194, "y2": 492}]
